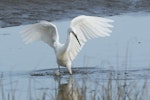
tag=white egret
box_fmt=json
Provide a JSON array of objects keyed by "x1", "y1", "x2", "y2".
[{"x1": 21, "y1": 15, "x2": 113, "y2": 75}]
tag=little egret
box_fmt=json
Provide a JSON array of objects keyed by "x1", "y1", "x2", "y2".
[{"x1": 21, "y1": 15, "x2": 113, "y2": 75}]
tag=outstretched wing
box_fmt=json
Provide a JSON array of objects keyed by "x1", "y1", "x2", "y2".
[
  {"x1": 21, "y1": 21, "x2": 59, "y2": 48},
  {"x1": 65, "y1": 15, "x2": 113, "y2": 61}
]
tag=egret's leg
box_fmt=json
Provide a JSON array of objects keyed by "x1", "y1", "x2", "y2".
[
  {"x1": 67, "y1": 63, "x2": 72, "y2": 75},
  {"x1": 68, "y1": 67, "x2": 72, "y2": 75},
  {"x1": 58, "y1": 65, "x2": 60, "y2": 73},
  {"x1": 55, "y1": 66, "x2": 61, "y2": 76}
]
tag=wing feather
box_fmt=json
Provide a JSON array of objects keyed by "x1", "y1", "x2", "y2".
[
  {"x1": 66, "y1": 15, "x2": 113, "y2": 61},
  {"x1": 21, "y1": 21, "x2": 59, "y2": 48}
]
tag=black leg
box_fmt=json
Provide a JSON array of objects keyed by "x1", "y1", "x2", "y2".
[{"x1": 58, "y1": 65, "x2": 60, "y2": 73}]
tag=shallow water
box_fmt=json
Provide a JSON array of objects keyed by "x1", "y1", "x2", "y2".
[
  {"x1": 0, "y1": 67, "x2": 150, "y2": 100},
  {"x1": 0, "y1": 11, "x2": 150, "y2": 100},
  {"x1": 0, "y1": 14, "x2": 150, "y2": 71}
]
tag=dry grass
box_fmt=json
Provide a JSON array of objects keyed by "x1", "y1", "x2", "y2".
[
  {"x1": 89, "y1": 69, "x2": 150, "y2": 100},
  {"x1": 0, "y1": 62, "x2": 150, "y2": 100}
]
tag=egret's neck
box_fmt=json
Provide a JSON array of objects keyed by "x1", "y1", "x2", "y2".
[{"x1": 53, "y1": 41, "x2": 64, "y2": 53}]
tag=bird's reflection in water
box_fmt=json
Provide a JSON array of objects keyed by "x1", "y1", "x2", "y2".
[{"x1": 56, "y1": 76, "x2": 86, "y2": 100}]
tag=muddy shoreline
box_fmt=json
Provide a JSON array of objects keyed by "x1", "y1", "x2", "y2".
[{"x1": 0, "y1": 0, "x2": 150, "y2": 27}]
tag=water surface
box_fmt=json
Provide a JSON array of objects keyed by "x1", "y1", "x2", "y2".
[{"x1": 0, "y1": 14, "x2": 150, "y2": 100}]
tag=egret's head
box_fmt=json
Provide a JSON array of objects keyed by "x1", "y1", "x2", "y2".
[{"x1": 68, "y1": 27, "x2": 73, "y2": 34}]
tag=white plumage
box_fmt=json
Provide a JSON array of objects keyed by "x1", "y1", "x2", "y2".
[{"x1": 21, "y1": 15, "x2": 113, "y2": 74}]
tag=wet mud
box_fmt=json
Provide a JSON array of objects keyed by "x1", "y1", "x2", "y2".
[{"x1": 1, "y1": 0, "x2": 150, "y2": 27}]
